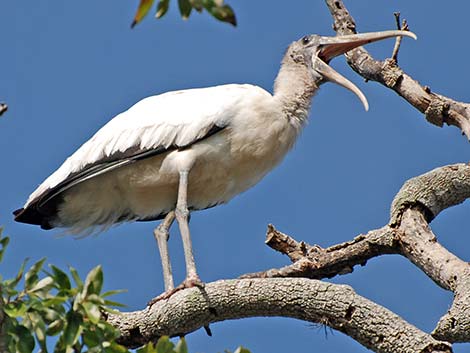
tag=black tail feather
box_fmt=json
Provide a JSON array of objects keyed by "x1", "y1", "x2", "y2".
[{"x1": 13, "y1": 205, "x2": 54, "y2": 230}]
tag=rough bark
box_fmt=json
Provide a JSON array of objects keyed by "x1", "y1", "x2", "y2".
[{"x1": 108, "y1": 278, "x2": 451, "y2": 353}]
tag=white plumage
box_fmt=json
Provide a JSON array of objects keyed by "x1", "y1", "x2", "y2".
[
  {"x1": 15, "y1": 30, "x2": 415, "y2": 298},
  {"x1": 25, "y1": 84, "x2": 296, "y2": 232}
]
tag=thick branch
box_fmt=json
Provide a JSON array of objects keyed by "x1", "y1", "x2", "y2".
[
  {"x1": 389, "y1": 164, "x2": 470, "y2": 341},
  {"x1": 390, "y1": 163, "x2": 470, "y2": 226},
  {"x1": 397, "y1": 208, "x2": 470, "y2": 343},
  {"x1": 433, "y1": 277, "x2": 470, "y2": 342},
  {"x1": 325, "y1": 0, "x2": 470, "y2": 139},
  {"x1": 107, "y1": 278, "x2": 450, "y2": 353}
]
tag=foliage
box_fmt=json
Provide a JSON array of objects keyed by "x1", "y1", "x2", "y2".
[
  {"x1": 0, "y1": 228, "x2": 127, "y2": 353},
  {"x1": 131, "y1": 0, "x2": 236, "y2": 28},
  {"x1": 0, "y1": 229, "x2": 249, "y2": 353}
]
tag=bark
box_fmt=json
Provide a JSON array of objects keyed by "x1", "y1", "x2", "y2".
[{"x1": 108, "y1": 278, "x2": 450, "y2": 353}]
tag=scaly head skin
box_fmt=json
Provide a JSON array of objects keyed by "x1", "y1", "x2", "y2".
[{"x1": 281, "y1": 30, "x2": 417, "y2": 111}]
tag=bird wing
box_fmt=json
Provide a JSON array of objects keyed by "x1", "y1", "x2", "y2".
[{"x1": 23, "y1": 84, "x2": 269, "y2": 210}]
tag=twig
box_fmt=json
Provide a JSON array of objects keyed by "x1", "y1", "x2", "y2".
[{"x1": 391, "y1": 13, "x2": 409, "y2": 62}]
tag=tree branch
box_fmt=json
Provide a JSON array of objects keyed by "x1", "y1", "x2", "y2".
[
  {"x1": 107, "y1": 278, "x2": 451, "y2": 353},
  {"x1": 241, "y1": 225, "x2": 399, "y2": 279},
  {"x1": 387, "y1": 163, "x2": 470, "y2": 342},
  {"x1": 243, "y1": 163, "x2": 470, "y2": 345},
  {"x1": 324, "y1": 0, "x2": 470, "y2": 139},
  {"x1": 390, "y1": 163, "x2": 470, "y2": 226},
  {"x1": 397, "y1": 208, "x2": 470, "y2": 343}
]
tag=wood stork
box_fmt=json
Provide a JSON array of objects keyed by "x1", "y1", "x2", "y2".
[{"x1": 14, "y1": 30, "x2": 416, "y2": 300}]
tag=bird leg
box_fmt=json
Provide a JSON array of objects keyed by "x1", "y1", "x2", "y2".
[
  {"x1": 148, "y1": 170, "x2": 203, "y2": 306},
  {"x1": 153, "y1": 211, "x2": 175, "y2": 292},
  {"x1": 175, "y1": 170, "x2": 204, "y2": 288}
]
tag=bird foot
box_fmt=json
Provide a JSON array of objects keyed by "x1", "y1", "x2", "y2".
[{"x1": 147, "y1": 275, "x2": 205, "y2": 307}]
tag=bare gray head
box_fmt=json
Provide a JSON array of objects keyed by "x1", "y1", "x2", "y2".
[{"x1": 277, "y1": 30, "x2": 417, "y2": 111}]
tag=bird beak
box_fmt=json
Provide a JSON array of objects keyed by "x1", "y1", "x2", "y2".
[{"x1": 312, "y1": 30, "x2": 417, "y2": 111}]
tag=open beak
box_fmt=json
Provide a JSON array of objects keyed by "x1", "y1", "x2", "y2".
[{"x1": 312, "y1": 30, "x2": 417, "y2": 111}]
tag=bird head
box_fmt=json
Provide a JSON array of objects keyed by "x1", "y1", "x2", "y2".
[{"x1": 285, "y1": 30, "x2": 417, "y2": 110}]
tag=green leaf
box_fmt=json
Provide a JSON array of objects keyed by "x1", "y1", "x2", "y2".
[
  {"x1": 155, "y1": 336, "x2": 175, "y2": 353},
  {"x1": 104, "y1": 341, "x2": 130, "y2": 353},
  {"x1": 5, "y1": 258, "x2": 28, "y2": 289},
  {"x1": 63, "y1": 311, "x2": 83, "y2": 347},
  {"x1": 202, "y1": 0, "x2": 236, "y2": 26},
  {"x1": 101, "y1": 288, "x2": 126, "y2": 298},
  {"x1": 233, "y1": 347, "x2": 251, "y2": 353},
  {"x1": 4, "y1": 301, "x2": 28, "y2": 318},
  {"x1": 83, "y1": 265, "x2": 103, "y2": 297},
  {"x1": 27, "y1": 312, "x2": 47, "y2": 352},
  {"x1": 155, "y1": 0, "x2": 170, "y2": 18},
  {"x1": 69, "y1": 266, "x2": 83, "y2": 289},
  {"x1": 24, "y1": 257, "x2": 46, "y2": 290},
  {"x1": 81, "y1": 302, "x2": 101, "y2": 324},
  {"x1": 175, "y1": 337, "x2": 188, "y2": 353},
  {"x1": 82, "y1": 327, "x2": 101, "y2": 348},
  {"x1": 42, "y1": 295, "x2": 68, "y2": 308},
  {"x1": 15, "y1": 325, "x2": 35, "y2": 353},
  {"x1": 103, "y1": 299, "x2": 126, "y2": 308},
  {"x1": 46, "y1": 319, "x2": 64, "y2": 336},
  {"x1": 50, "y1": 264, "x2": 72, "y2": 291},
  {"x1": 86, "y1": 293, "x2": 105, "y2": 305},
  {"x1": 0, "y1": 233, "x2": 10, "y2": 263},
  {"x1": 211, "y1": 5, "x2": 237, "y2": 26},
  {"x1": 132, "y1": 0, "x2": 155, "y2": 28},
  {"x1": 136, "y1": 342, "x2": 157, "y2": 353},
  {"x1": 41, "y1": 306, "x2": 62, "y2": 322},
  {"x1": 189, "y1": 0, "x2": 203, "y2": 12},
  {"x1": 178, "y1": 0, "x2": 192, "y2": 19},
  {"x1": 29, "y1": 276, "x2": 54, "y2": 293}
]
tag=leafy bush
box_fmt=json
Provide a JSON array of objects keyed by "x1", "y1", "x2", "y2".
[{"x1": 0, "y1": 229, "x2": 249, "y2": 353}]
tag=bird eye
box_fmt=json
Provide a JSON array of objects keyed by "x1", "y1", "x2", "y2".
[{"x1": 302, "y1": 36, "x2": 310, "y2": 45}]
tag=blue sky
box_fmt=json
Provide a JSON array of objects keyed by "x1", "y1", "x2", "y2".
[{"x1": 2, "y1": 1, "x2": 470, "y2": 352}]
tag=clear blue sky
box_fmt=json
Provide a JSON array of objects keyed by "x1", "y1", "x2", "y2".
[{"x1": 2, "y1": 1, "x2": 470, "y2": 352}]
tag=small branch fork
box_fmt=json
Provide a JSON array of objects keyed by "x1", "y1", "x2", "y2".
[{"x1": 325, "y1": 0, "x2": 470, "y2": 139}]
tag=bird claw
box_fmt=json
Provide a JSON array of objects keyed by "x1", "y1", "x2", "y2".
[{"x1": 147, "y1": 275, "x2": 205, "y2": 307}]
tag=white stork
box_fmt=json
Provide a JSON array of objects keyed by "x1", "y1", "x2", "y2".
[{"x1": 14, "y1": 30, "x2": 416, "y2": 300}]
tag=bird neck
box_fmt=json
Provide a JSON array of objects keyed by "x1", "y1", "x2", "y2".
[{"x1": 273, "y1": 64, "x2": 318, "y2": 129}]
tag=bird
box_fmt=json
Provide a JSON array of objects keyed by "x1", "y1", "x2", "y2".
[{"x1": 14, "y1": 30, "x2": 416, "y2": 300}]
